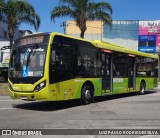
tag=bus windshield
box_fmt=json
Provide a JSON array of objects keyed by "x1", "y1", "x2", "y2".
[{"x1": 9, "y1": 45, "x2": 47, "y2": 78}]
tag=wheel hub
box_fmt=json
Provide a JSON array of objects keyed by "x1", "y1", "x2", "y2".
[{"x1": 85, "y1": 90, "x2": 91, "y2": 100}]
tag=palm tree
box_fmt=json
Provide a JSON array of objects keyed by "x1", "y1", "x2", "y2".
[
  {"x1": 0, "y1": 0, "x2": 40, "y2": 49},
  {"x1": 51, "y1": 0, "x2": 112, "y2": 39}
]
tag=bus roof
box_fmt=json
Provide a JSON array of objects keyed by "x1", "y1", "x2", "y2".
[
  {"x1": 50, "y1": 32, "x2": 159, "y2": 59},
  {"x1": 19, "y1": 32, "x2": 159, "y2": 59},
  {"x1": 92, "y1": 40, "x2": 159, "y2": 59}
]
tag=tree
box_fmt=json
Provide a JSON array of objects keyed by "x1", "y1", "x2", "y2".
[
  {"x1": 0, "y1": 0, "x2": 40, "y2": 49},
  {"x1": 51, "y1": 0, "x2": 112, "y2": 39}
]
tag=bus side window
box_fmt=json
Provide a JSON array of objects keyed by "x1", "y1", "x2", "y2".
[
  {"x1": 39, "y1": 54, "x2": 45, "y2": 67},
  {"x1": 77, "y1": 56, "x2": 85, "y2": 76},
  {"x1": 51, "y1": 50, "x2": 56, "y2": 64}
]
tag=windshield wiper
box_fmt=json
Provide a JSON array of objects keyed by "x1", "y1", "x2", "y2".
[{"x1": 26, "y1": 44, "x2": 39, "y2": 66}]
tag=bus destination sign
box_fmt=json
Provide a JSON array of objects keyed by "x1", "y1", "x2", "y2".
[{"x1": 18, "y1": 36, "x2": 44, "y2": 46}]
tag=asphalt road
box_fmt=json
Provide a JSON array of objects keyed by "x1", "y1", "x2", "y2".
[{"x1": 1, "y1": 85, "x2": 160, "y2": 138}]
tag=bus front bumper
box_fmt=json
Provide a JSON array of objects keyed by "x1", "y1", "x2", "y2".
[
  {"x1": 9, "y1": 90, "x2": 36, "y2": 101},
  {"x1": 8, "y1": 87, "x2": 52, "y2": 101}
]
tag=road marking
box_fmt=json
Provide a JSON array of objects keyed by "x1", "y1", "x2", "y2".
[
  {"x1": 0, "y1": 100, "x2": 21, "y2": 102},
  {"x1": 0, "y1": 100, "x2": 14, "y2": 101},
  {"x1": 0, "y1": 107, "x2": 14, "y2": 110}
]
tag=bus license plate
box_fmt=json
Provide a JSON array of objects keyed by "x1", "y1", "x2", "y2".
[{"x1": 21, "y1": 96, "x2": 27, "y2": 100}]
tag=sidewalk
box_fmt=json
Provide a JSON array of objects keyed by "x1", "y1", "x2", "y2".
[{"x1": 0, "y1": 82, "x2": 9, "y2": 96}]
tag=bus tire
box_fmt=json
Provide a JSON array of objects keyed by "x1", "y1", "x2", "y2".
[
  {"x1": 81, "y1": 85, "x2": 93, "y2": 105},
  {"x1": 139, "y1": 81, "x2": 146, "y2": 94}
]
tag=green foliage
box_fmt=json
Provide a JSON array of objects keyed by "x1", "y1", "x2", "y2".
[
  {"x1": 51, "y1": 0, "x2": 112, "y2": 38},
  {"x1": 0, "y1": 0, "x2": 40, "y2": 48}
]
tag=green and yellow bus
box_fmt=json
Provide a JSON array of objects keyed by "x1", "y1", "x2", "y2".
[{"x1": 8, "y1": 32, "x2": 159, "y2": 104}]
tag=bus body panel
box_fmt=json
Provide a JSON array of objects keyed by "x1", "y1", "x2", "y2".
[
  {"x1": 9, "y1": 78, "x2": 103, "y2": 101},
  {"x1": 8, "y1": 32, "x2": 159, "y2": 102},
  {"x1": 8, "y1": 79, "x2": 50, "y2": 101},
  {"x1": 136, "y1": 78, "x2": 158, "y2": 91},
  {"x1": 48, "y1": 78, "x2": 102, "y2": 101},
  {"x1": 112, "y1": 78, "x2": 128, "y2": 94}
]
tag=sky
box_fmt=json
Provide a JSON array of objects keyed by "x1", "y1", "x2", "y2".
[{"x1": 19, "y1": 0, "x2": 160, "y2": 34}]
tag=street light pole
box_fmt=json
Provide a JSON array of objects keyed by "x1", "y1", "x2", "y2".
[{"x1": 61, "y1": 21, "x2": 66, "y2": 34}]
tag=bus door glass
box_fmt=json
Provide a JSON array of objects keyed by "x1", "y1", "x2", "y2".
[
  {"x1": 101, "y1": 50, "x2": 112, "y2": 93},
  {"x1": 128, "y1": 54, "x2": 136, "y2": 89},
  {"x1": 50, "y1": 37, "x2": 76, "y2": 84}
]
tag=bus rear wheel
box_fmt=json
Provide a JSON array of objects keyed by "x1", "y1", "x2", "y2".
[
  {"x1": 139, "y1": 82, "x2": 146, "y2": 94},
  {"x1": 81, "y1": 85, "x2": 93, "y2": 105}
]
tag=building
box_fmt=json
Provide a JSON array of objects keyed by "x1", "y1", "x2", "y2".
[
  {"x1": 0, "y1": 18, "x2": 33, "y2": 47},
  {"x1": 66, "y1": 20, "x2": 160, "y2": 54},
  {"x1": 66, "y1": 20, "x2": 103, "y2": 40},
  {"x1": 19, "y1": 30, "x2": 33, "y2": 37},
  {"x1": 0, "y1": 19, "x2": 33, "y2": 81},
  {"x1": 0, "y1": 19, "x2": 21, "y2": 41},
  {"x1": 0, "y1": 19, "x2": 8, "y2": 41}
]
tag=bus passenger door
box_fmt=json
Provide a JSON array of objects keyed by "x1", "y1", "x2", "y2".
[
  {"x1": 101, "y1": 51, "x2": 112, "y2": 94},
  {"x1": 128, "y1": 55, "x2": 136, "y2": 90}
]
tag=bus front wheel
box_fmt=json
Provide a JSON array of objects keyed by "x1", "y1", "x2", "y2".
[
  {"x1": 81, "y1": 85, "x2": 93, "y2": 105},
  {"x1": 139, "y1": 81, "x2": 146, "y2": 94}
]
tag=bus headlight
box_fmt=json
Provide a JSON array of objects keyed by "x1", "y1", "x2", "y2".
[{"x1": 35, "y1": 81, "x2": 46, "y2": 92}]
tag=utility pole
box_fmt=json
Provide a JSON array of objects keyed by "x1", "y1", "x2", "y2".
[
  {"x1": 61, "y1": 21, "x2": 66, "y2": 34},
  {"x1": 101, "y1": 20, "x2": 103, "y2": 41}
]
